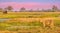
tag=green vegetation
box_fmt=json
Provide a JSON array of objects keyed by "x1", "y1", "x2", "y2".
[
  {"x1": 0, "y1": 12, "x2": 60, "y2": 18},
  {"x1": 0, "y1": 12, "x2": 60, "y2": 33},
  {"x1": 54, "y1": 20, "x2": 60, "y2": 27},
  {"x1": 0, "y1": 21, "x2": 42, "y2": 30}
]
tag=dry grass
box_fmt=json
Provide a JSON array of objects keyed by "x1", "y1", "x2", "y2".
[
  {"x1": 0, "y1": 12, "x2": 60, "y2": 33},
  {"x1": 0, "y1": 27, "x2": 60, "y2": 33}
]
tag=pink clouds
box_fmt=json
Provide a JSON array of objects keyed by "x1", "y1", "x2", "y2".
[{"x1": 0, "y1": 2, "x2": 59, "y2": 10}]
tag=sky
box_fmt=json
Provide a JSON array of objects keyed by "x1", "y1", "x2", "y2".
[{"x1": 0, "y1": 0, "x2": 60, "y2": 11}]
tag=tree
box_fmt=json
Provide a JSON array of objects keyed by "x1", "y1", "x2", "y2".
[
  {"x1": 20, "y1": 7, "x2": 26, "y2": 12},
  {"x1": 0, "y1": 8, "x2": 3, "y2": 12},
  {"x1": 41, "y1": 9, "x2": 45, "y2": 12},
  {"x1": 29, "y1": 9, "x2": 33, "y2": 12},
  {"x1": 36, "y1": 8, "x2": 40, "y2": 12},
  {"x1": 52, "y1": 5, "x2": 58, "y2": 12},
  {"x1": 7, "y1": 6, "x2": 13, "y2": 12},
  {"x1": 3, "y1": 8, "x2": 7, "y2": 14}
]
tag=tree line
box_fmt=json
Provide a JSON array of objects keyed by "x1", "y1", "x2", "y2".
[{"x1": 0, "y1": 5, "x2": 60, "y2": 14}]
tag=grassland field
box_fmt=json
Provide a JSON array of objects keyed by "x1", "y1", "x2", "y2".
[{"x1": 0, "y1": 12, "x2": 60, "y2": 33}]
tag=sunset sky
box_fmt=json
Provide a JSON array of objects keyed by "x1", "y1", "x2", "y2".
[{"x1": 0, "y1": 0, "x2": 60, "y2": 10}]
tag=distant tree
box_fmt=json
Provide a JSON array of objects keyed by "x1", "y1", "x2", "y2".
[
  {"x1": 36, "y1": 8, "x2": 40, "y2": 12},
  {"x1": 47, "y1": 9, "x2": 52, "y2": 12},
  {"x1": 0, "y1": 8, "x2": 3, "y2": 12},
  {"x1": 7, "y1": 6, "x2": 13, "y2": 12},
  {"x1": 41, "y1": 9, "x2": 45, "y2": 12},
  {"x1": 20, "y1": 7, "x2": 26, "y2": 11},
  {"x1": 3, "y1": 8, "x2": 7, "y2": 14},
  {"x1": 29, "y1": 9, "x2": 33, "y2": 12},
  {"x1": 52, "y1": 5, "x2": 58, "y2": 12}
]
